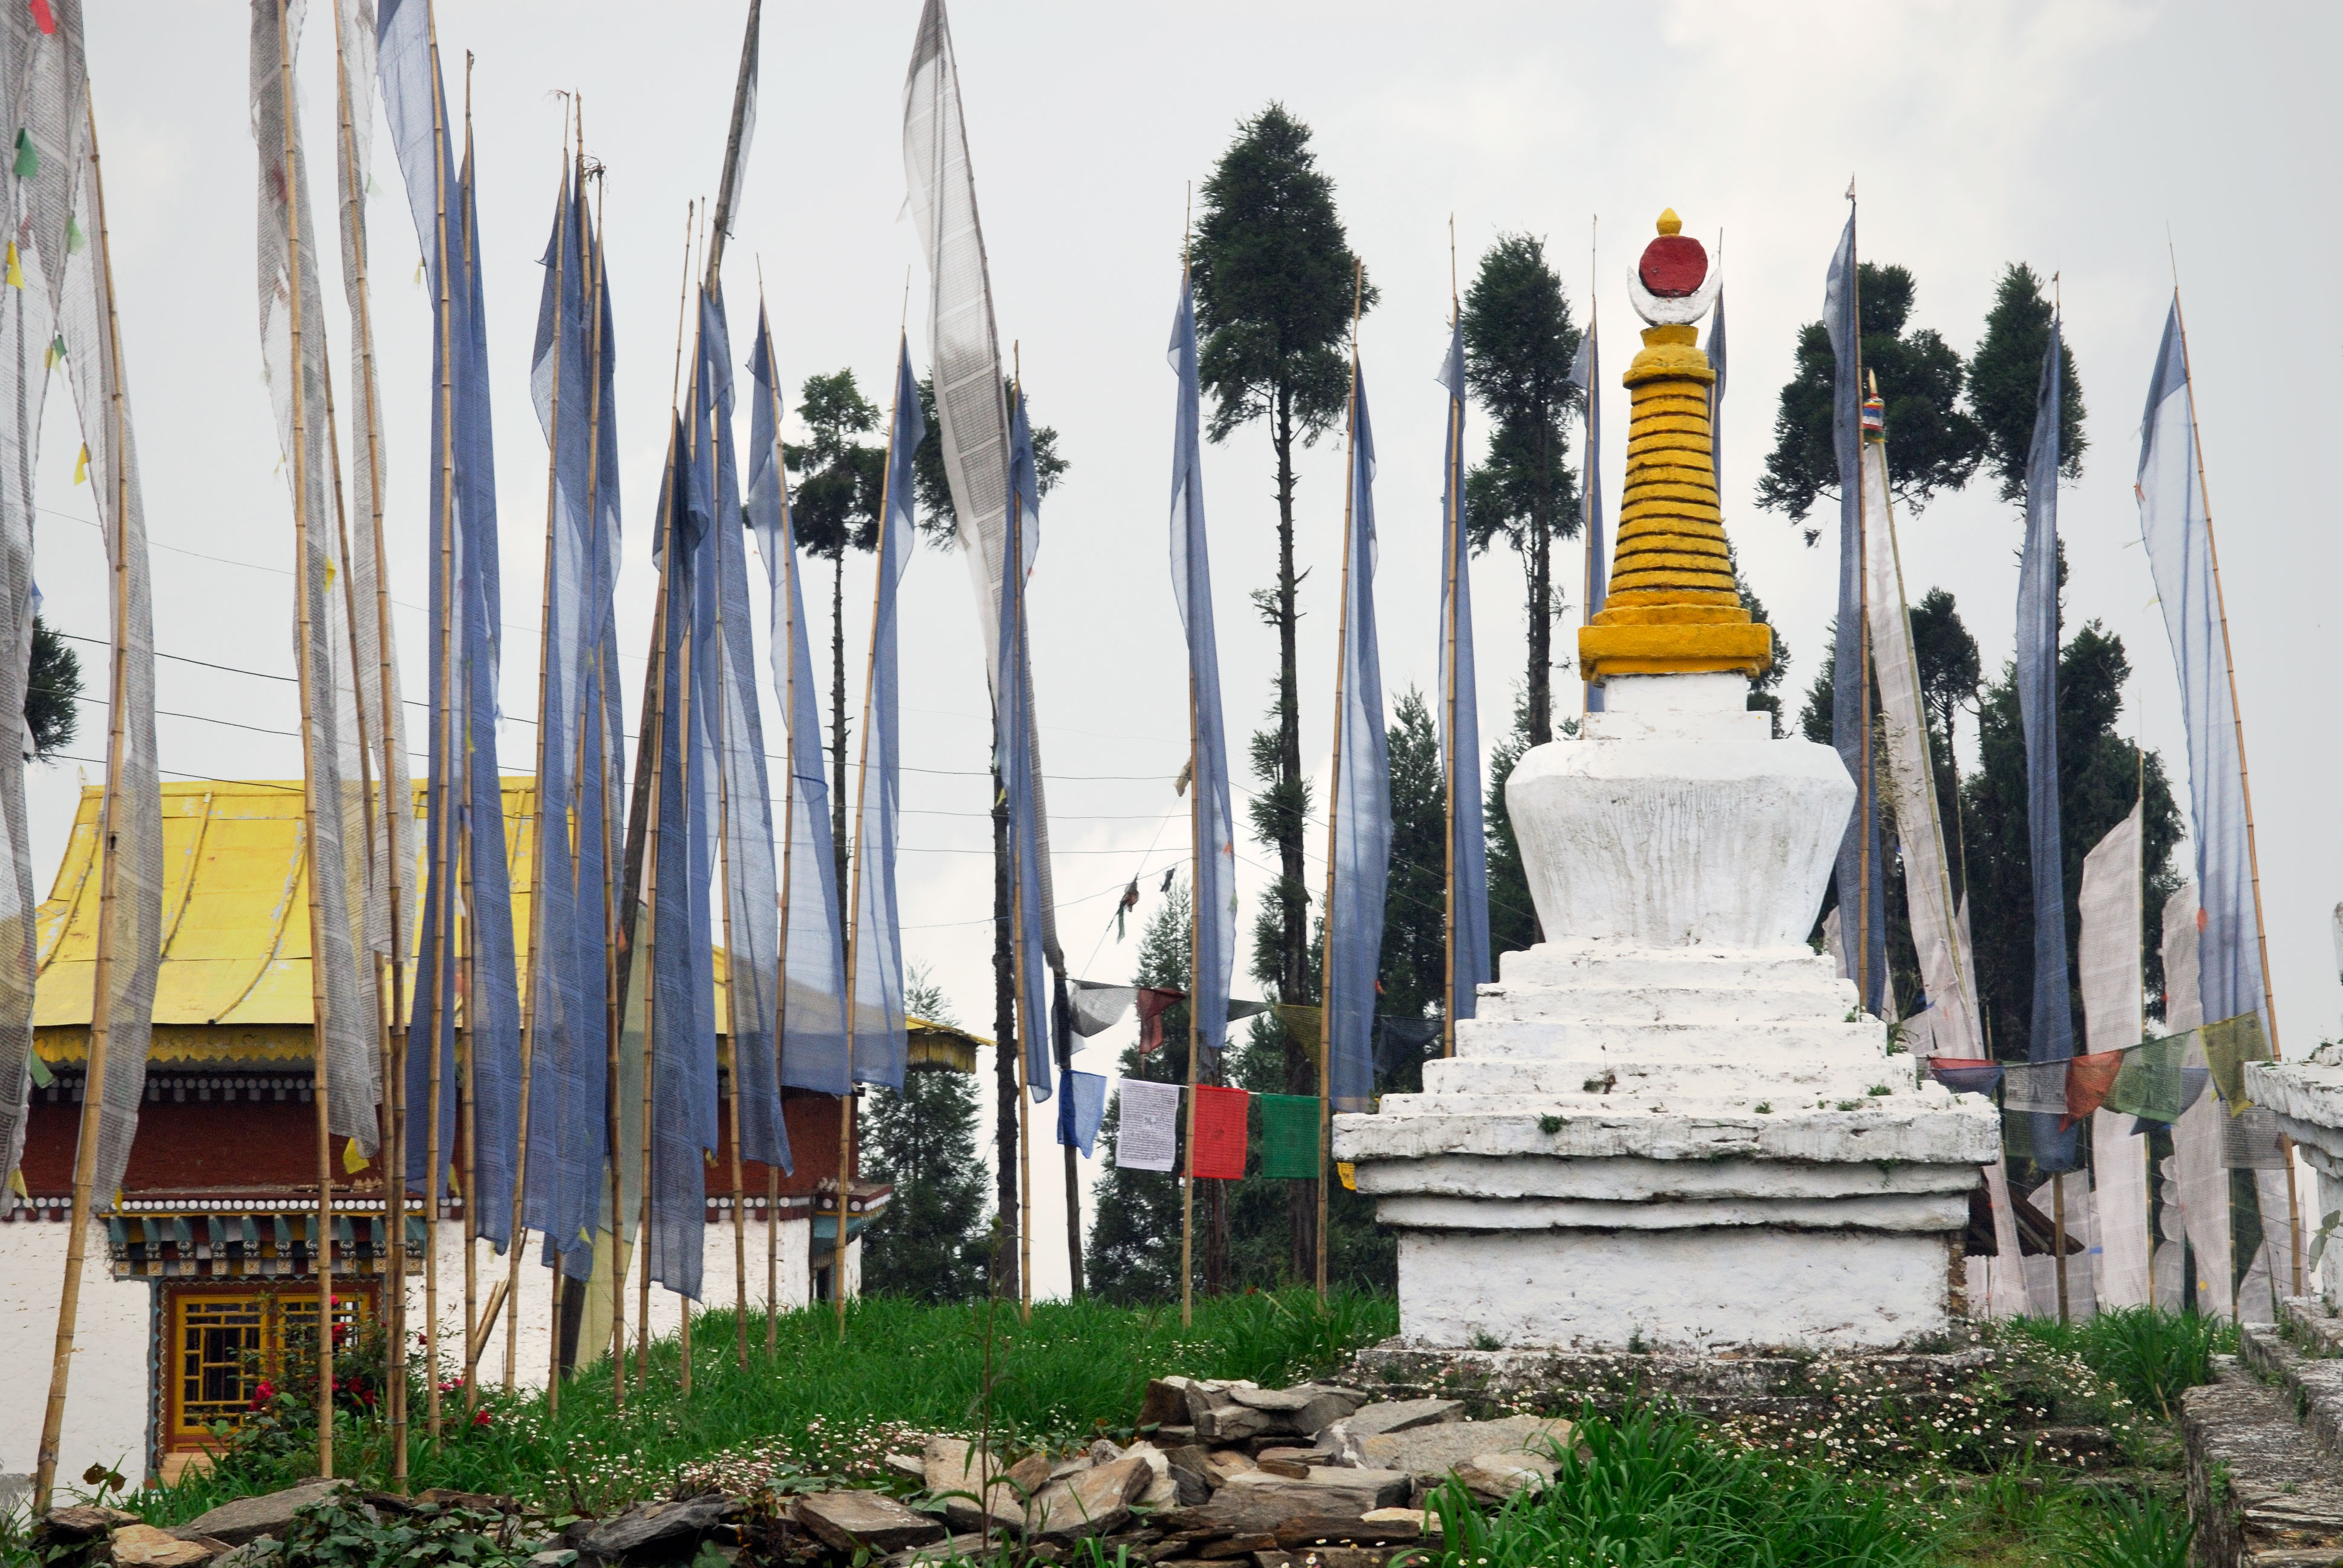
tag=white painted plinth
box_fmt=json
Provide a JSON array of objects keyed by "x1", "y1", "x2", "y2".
[
  {"x1": 1335, "y1": 673, "x2": 1997, "y2": 1352},
  {"x1": 1398, "y1": 1226, "x2": 1961, "y2": 1352}
]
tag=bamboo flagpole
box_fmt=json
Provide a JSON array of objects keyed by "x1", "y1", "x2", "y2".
[
  {"x1": 264, "y1": 0, "x2": 346, "y2": 1474},
  {"x1": 327, "y1": 0, "x2": 411, "y2": 1482},
  {"x1": 455, "y1": 55, "x2": 487, "y2": 1416},
  {"x1": 836, "y1": 335, "x2": 913, "y2": 1337},
  {"x1": 1009, "y1": 349, "x2": 1032, "y2": 1326},
  {"x1": 1311, "y1": 263, "x2": 1366, "y2": 1304},
  {"x1": 31, "y1": 98, "x2": 138, "y2": 1517},
  {"x1": 2171, "y1": 287, "x2": 2301, "y2": 1295},
  {"x1": 508, "y1": 142, "x2": 574, "y2": 1393},
  {"x1": 758, "y1": 275, "x2": 790, "y2": 1359},
  {"x1": 419, "y1": 0, "x2": 458, "y2": 1447}
]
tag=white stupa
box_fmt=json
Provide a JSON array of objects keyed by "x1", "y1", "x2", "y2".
[{"x1": 1333, "y1": 211, "x2": 1998, "y2": 1352}]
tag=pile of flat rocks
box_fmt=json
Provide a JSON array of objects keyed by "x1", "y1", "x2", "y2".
[
  {"x1": 44, "y1": 1379, "x2": 1576, "y2": 1568},
  {"x1": 847, "y1": 1376, "x2": 1575, "y2": 1568}
]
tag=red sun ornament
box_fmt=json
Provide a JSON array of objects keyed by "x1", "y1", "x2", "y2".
[{"x1": 1639, "y1": 234, "x2": 1708, "y2": 299}]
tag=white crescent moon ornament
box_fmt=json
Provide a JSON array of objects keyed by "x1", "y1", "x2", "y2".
[{"x1": 1627, "y1": 260, "x2": 1722, "y2": 327}]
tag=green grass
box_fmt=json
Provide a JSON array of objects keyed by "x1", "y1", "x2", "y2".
[
  {"x1": 2004, "y1": 1306, "x2": 2238, "y2": 1420},
  {"x1": 139, "y1": 1287, "x2": 1395, "y2": 1526},
  {"x1": 1424, "y1": 1407, "x2": 1939, "y2": 1567}
]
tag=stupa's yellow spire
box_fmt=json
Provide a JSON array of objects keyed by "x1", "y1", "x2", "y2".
[{"x1": 1578, "y1": 211, "x2": 1772, "y2": 684}]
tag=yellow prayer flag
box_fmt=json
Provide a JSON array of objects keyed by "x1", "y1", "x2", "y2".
[
  {"x1": 1336, "y1": 1161, "x2": 1357, "y2": 1192},
  {"x1": 342, "y1": 1137, "x2": 368, "y2": 1174},
  {"x1": 4, "y1": 241, "x2": 19, "y2": 289},
  {"x1": 72, "y1": 444, "x2": 87, "y2": 485}
]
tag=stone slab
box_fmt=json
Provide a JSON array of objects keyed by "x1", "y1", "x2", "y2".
[
  {"x1": 1342, "y1": 1416, "x2": 1573, "y2": 1481},
  {"x1": 795, "y1": 1492, "x2": 946, "y2": 1555},
  {"x1": 174, "y1": 1483, "x2": 346, "y2": 1547},
  {"x1": 110, "y1": 1525, "x2": 215, "y2": 1567},
  {"x1": 1335, "y1": 1399, "x2": 1463, "y2": 1439},
  {"x1": 1027, "y1": 1454, "x2": 1152, "y2": 1541},
  {"x1": 580, "y1": 1495, "x2": 734, "y2": 1561},
  {"x1": 1219, "y1": 1469, "x2": 1411, "y2": 1513}
]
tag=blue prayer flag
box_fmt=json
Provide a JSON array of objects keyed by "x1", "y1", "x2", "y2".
[
  {"x1": 1325, "y1": 358, "x2": 1389, "y2": 1114},
  {"x1": 2137, "y1": 302, "x2": 2263, "y2": 1034},
  {"x1": 845, "y1": 342, "x2": 924, "y2": 1091},
  {"x1": 1168, "y1": 281, "x2": 1236, "y2": 1061},
  {"x1": 1002, "y1": 389, "x2": 1054, "y2": 1102},
  {"x1": 747, "y1": 307, "x2": 850, "y2": 1102},
  {"x1": 1055, "y1": 1068, "x2": 1109, "y2": 1158},
  {"x1": 1824, "y1": 212, "x2": 1888, "y2": 1016},
  {"x1": 1435, "y1": 322, "x2": 1488, "y2": 1028},
  {"x1": 2016, "y1": 313, "x2": 2077, "y2": 1171}
]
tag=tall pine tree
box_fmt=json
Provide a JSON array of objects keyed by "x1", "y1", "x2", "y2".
[
  {"x1": 1462, "y1": 235, "x2": 1579, "y2": 746},
  {"x1": 1190, "y1": 103, "x2": 1372, "y2": 1282}
]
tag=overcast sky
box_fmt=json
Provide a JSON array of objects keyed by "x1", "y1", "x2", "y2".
[{"x1": 38, "y1": 2, "x2": 2341, "y2": 1299}]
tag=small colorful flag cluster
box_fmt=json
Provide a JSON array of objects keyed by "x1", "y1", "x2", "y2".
[
  {"x1": 1110, "y1": 1080, "x2": 1328, "y2": 1182},
  {"x1": 1928, "y1": 1008, "x2": 2269, "y2": 1135}
]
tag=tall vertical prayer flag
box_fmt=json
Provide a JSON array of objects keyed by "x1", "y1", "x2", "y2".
[
  {"x1": 2137, "y1": 302, "x2": 2263, "y2": 1035},
  {"x1": 1705, "y1": 284, "x2": 1727, "y2": 491},
  {"x1": 1567, "y1": 317, "x2": 1605, "y2": 714},
  {"x1": 747, "y1": 305, "x2": 850, "y2": 1100},
  {"x1": 1001, "y1": 388, "x2": 1052, "y2": 1100},
  {"x1": 1824, "y1": 212, "x2": 1886, "y2": 1015},
  {"x1": 1323, "y1": 359, "x2": 1388, "y2": 1114},
  {"x1": 522, "y1": 160, "x2": 604, "y2": 1273},
  {"x1": 903, "y1": 0, "x2": 1063, "y2": 964},
  {"x1": 253, "y1": 0, "x2": 376, "y2": 1169},
  {"x1": 1435, "y1": 320, "x2": 1487, "y2": 1029},
  {"x1": 1169, "y1": 280, "x2": 1236, "y2": 1059},
  {"x1": 2080, "y1": 803, "x2": 2149, "y2": 1308},
  {"x1": 644, "y1": 411, "x2": 719, "y2": 1299},
  {"x1": 701, "y1": 287, "x2": 788, "y2": 1172},
  {"x1": 2016, "y1": 315, "x2": 2076, "y2": 1172},
  {"x1": 846, "y1": 342, "x2": 925, "y2": 1091}
]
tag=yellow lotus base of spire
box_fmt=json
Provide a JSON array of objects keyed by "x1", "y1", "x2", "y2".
[{"x1": 1578, "y1": 323, "x2": 1772, "y2": 683}]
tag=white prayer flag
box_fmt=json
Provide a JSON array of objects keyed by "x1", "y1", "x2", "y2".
[
  {"x1": 2081, "y1": 805, "x2": 2150, "y2": 1310},
  {"x1": 1115, "y1": 1077, "x2": 1182, "y2": 1173}
]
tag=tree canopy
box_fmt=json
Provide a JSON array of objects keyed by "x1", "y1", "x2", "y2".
[
  {"x1": 1967, "y1": 262, "x2": 2088, "y2": 503},
  {"x1": 1757, "y1": 263, "x2": 1985, "y2": 538},
  {"x1": 26, "y1": 616, "x2": 77, "y2": 761},
  {"x1": 785, "y1": 368, "x2": 883, "y2": 560},
  {"x1": 859, "y1": 970, "x2": 994, "y2": 1302},
  {"x1": 1463, "y1": 233, "x2": 1580, "y2": 745},
  {"x1": 1188, "y1": 102, "x2": 1373, "y2": 450}
]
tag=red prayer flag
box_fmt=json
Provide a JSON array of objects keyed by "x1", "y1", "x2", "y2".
[
  {"x1": 1135, "y1": 987, "x2": 1187, "y2": 1054},
  {"x1": 1190, "y1": 1084, "x2": 1248, "y2": 1179},
  {"x1": 28, "y1": 0, "x2": 54, "y2": 35},
  {"x1": 2062, "y1": 1050, "x2": 2127, "y2": 1130}
]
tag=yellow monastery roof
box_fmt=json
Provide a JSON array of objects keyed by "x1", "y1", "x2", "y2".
[{"x1": 32, "y1": 779, "x2": 983, "y2": 1073}]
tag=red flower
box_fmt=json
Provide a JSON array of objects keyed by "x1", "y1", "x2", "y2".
[{"x1": 471, "y1": 1408, "x2": 493, "y2": 1428}]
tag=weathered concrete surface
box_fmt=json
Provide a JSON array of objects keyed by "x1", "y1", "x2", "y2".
[{"x1": 2182, "y1": 1362, "x2": 2343, "y2": 1568}]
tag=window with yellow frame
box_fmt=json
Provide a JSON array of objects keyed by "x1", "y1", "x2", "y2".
[{"x1": 165, "y1": 1285, "x2": 371, "y2": 1448}]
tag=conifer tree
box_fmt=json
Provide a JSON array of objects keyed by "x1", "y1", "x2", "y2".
[
  {"x1": 1757, "y1": 263, "x2": 1985, "y2": 541},
  {"x1": 1966, "y1": 263, "x2": 2088, "y2": 503},
  {"x1": 1190, "y1": 102, "x2": 1372, "y2": 1282},
  {"x1": 858, "y1": 969, "x2": 993, "y2": 1302},
  {"x1": 25, "y1": 616, "x2": 78, "y2": 760},
  {"x1": 785, "y1": 369, "x2": 883, "y2": 891},
  {"x1": 1462, "y1": 235, "x2": 1579, "y2": 745}
]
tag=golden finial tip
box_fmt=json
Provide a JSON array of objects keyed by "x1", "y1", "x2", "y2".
[{"x1": 1656, "y1": 209, "x2": 1682, "y2": 237}]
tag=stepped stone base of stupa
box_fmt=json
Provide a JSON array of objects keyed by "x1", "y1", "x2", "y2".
[{"x1": 1335, "y1": 675, "x2": 1998, "y2": 1354}]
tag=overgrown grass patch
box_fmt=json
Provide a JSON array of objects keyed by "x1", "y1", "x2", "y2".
[{"x1": 140, "y1": 1287, "x2": 1395, "y2": 1525}]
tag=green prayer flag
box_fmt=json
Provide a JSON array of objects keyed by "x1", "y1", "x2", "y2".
[
  {"x1": 64, "y1": 215, "x2": 81, "y2": 254},
  {"x1": 2201, "y1": 1011, "x2": 2270, "y2": 1115},
  {"x1": 13, "y1": 128, "x2": 35, "y2": 178},
  {"x1": 2105, "y1": 1031, "x2": 2190, "y2": 1122},
  {"x1": 1271, "y1": 1004, "x2": 1323, "y2": 1064},
  {"x1": 1257, "y1": 1093, "x2": 1322, "y2": 1180}
]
